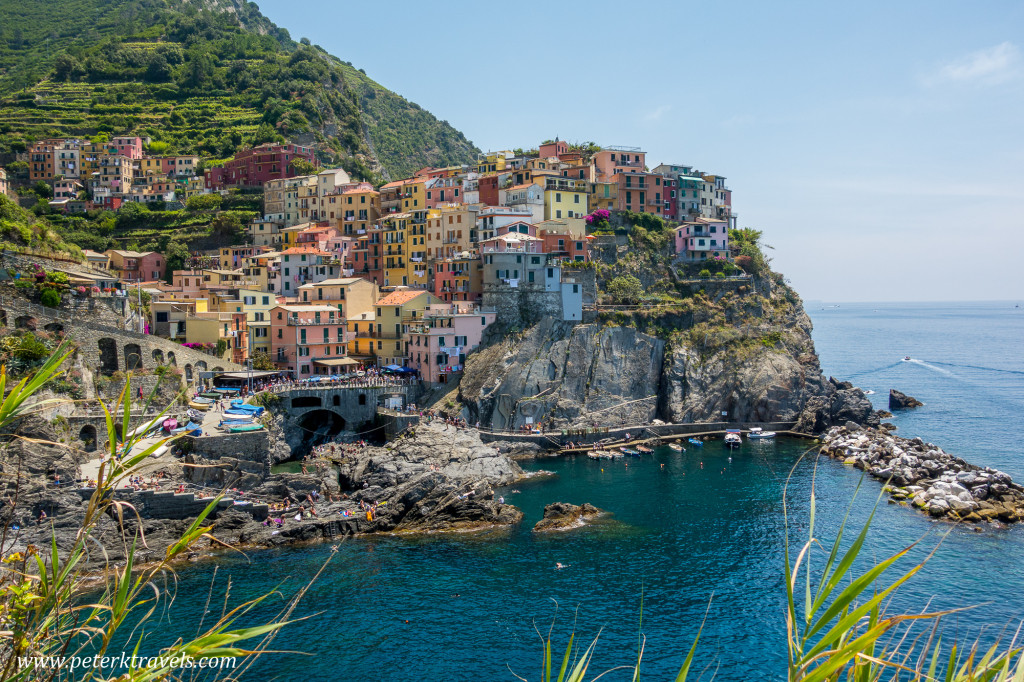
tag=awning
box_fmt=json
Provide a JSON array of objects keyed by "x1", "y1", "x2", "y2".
[
  {"x1": 215, "y1": 370, "x2": 284, "y2": 379},
  {"x1": 313, "y1": 357, "x2": 359, "y2": 367}
]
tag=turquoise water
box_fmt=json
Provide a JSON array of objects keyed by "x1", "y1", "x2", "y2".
[{"x1": 123, "y1": 302, "x2": 1024, "y2": 680}]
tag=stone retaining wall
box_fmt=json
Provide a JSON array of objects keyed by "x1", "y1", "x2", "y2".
[{"x1": 76, "y1": 488, "x2": 268, "y2": 521}]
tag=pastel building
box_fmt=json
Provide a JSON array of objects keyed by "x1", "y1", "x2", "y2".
[
  {"x1": 206, "y1": 143, "x2": 316, "y2": 190},
  {"x1": 372, "y1": 289, "x2": 443, "y2": 367},
  {"x1": 406, "y1": 303, "x2": 496, "y2": 383},
  {"x1": 270, "y1": 304, "x2": 352, "y2": 377},
  {"x1": 105, "y1": 250, "x2": 165, "y2": 282},
  {"x1": 674, "y1": 218, "x2": 730, "y2": 262},
  {"x1": 432, "y1": 254, "x2": 482, "y2": 303}
]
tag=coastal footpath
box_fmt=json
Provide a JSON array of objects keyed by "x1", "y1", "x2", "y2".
[{"x1": 820, "y1": 424, "x2": 1024, "y2": 523}]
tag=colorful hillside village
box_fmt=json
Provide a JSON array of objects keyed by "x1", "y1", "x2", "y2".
[{"x1": 19, "y1": 137, "x2": 738, "y2": 383}]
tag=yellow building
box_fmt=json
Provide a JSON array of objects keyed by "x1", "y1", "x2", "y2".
[
  {"x1": 379, "y1": 178, "x2": 427, "y2": 213},
  {"x1": 324, "y1": 182, "x2": 380, "y2": 236},
  {"x1": 346, "y1": 310, "x2": 377, "y2": 362},
  {"x1": 208, "y1": 288, "x2": 276, "y2": 357},
  {"x1": 589, "y1": 180, "x2": 618, "y2": 212},
  {"x1": 425, "y1": 203, "x2": 477, "y2": 260},
  {"x1": 542, "y1": 177, "x2": 589, "y2": 220},
  {"x1": 380, "y1": 213, "x2": 409, "y2": 288},
  {"x1": 406, "y1": 208, "x2": 429, "y2": 289},
  {"x1": 297, "y1": 277, "x2": 379, "y2": 318},
  {"x1": 475, "y1": 151, "x2": 512, "y2": 174},
  {"x1": 372, "y1": 289, "x2": 442, "y2": 367}
]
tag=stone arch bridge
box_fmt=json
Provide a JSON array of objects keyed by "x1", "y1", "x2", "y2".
[
  {"x1": 275, "y1": 385, "x2": 418, "y2": 435},
  {"x1": 0, "y1": 295, "x2": 244, "y2": 385}
]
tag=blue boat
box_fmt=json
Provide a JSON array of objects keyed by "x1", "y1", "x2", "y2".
[
  {"x1": 619, "y1": 447, "x2": 640, "y2": 457},
  {"x1": 687, "y1": 438, "x2": 704, "y2": 447}
]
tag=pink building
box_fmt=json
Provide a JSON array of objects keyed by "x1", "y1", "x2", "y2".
[
  {"x1": 270, "y1": 304, "x2": 351, "y2": 378},
  {"x1": 205, "y1": 143, "x2": 316, "y2": 190},
  {"x1": 592, "y1": 146, "x2": 646, "y2": 182},
  {"x1": 432, "y1": 255, "x2": 482, "y2": 303},
  {"x1": 538, "y1": 139, "x2": 569, "y2": 159},
  {"x1": 478, "y1": 232, "x2": 544, "y2": 256},
  {"x1": 423, "y1": 177, "x2": 460, "y2": 208},
  {"x1": 111, "y1": 136, "x2": 144, "y2": 160},
  {"x1": 406, "y1": 303, "x2": 496, "y2": 383},
  {"x1": 674, "y1": 218, "x2": 730, "y2": 262},
  {"x1": 105, "y1": 250, "x2": 165, "y2": 282}
]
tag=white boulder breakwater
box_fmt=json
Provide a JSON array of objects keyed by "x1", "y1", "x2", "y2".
[{"x1": 820, "y1": 425, "x2": 1024, "y2": 523}]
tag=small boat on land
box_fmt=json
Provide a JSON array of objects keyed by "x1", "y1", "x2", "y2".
[
  {"x1": 188, "y1": 400, "x2": 211, "y2": 411},
  {"x1": 668, "y1": 443, "x2": 684, "y2": 453},
  {"x1": 636, "y1": 445, "x2": 653, "y2": 455},
  {"x1": 620, "y1": 447, "x2": 640, "y2": 457},
  {"x1": 199, "y1": 392, "x2": 221, "y2": 399},
  {"x1": 688, "y1": 438, "x2": 704, "y2": 447},
  {"x1": 228, "y1": 424, "x2": 264, "y2": 433},
  {"x1": 747, "y1": 427, "x2": 776, "y2": 440},
  {"x1": 724, "y1": 430, "x2": 742, "y2": 449}
]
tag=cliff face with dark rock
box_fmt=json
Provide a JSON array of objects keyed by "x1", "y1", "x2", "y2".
[
  {"x1": 460, "y1": 318, "x2": 665, "y2": 430},
  {"x1": 458, "y1": 279, "x2": 876, "y2": 433}
]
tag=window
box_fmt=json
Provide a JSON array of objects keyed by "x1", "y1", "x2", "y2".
[
  {"x1": 574, "y1": 194, "x2": 580, "y2": 203},
  {"x1": 556, "y1": 210, "x2": 562, "y2": 219}
]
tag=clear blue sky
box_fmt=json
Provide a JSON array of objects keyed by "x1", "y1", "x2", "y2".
[{"x1": 253, "y1": 0, "x2": 1024, "y2": 302}]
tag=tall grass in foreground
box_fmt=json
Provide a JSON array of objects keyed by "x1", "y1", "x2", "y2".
[
  {"x1": 518, "y1": 463, "x2": 1024, "y2": 681},
  {"x1": 0, "y1": 343, "x2": 331, "y2": 680}
]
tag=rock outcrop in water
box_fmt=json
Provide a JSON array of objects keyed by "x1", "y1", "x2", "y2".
[
  {"x1": 532, "y1": 502, "x2": 604, "y2": 532},
  {"x1": 459, "y1": 278, "x2": 882, "y2": 434},
  {"x1": 333, "y1": 421, "x2": 525, "y2": 532},
  {"x1": 889, "y1": 389, "x2": 923, "y2": 410},
  {"x1": 820, "y1": 425, "x2": 1024, "y2": 523}
]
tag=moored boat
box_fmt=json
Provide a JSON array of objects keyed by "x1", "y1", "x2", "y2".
[
  {"x1": 668, "y1": 443, "x2": 684, "y2": 453},
  {"x1": 620, "y1": 447, "x2": 640, "y2": 456},
  {"x1": 228, "y1": 424, "x2": 264, "y2": 433},
  {"x1": 747, "y1": 427, "x2": 776, "y2": 440},
  {"x1": 687, "y1": 438, "x2": 704, "y2": 447},
  {"x1": 636, "y1": 445, "x2": 653, "y2": 455},
  {"x1": 724, "y1": 430, "x2": 742, "y2": 448}
]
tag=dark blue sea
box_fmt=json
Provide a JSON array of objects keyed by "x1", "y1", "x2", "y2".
[{"x1": 124, "y1": 301, "x2": 1024, "y2": 681}]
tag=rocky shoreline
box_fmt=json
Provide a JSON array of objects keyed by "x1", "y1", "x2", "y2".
[{"x1": 820, "y1": 424, "x2": 1024, "y2": 523}]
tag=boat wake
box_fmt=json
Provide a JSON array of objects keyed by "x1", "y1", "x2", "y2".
[
  {"x1": 927, "y1": 360, "x2": 1024, "y2": 377},
  {"x1": 846, "y1": 361, "x2": 905, "y2": 379},
  {"x1": 906, "y1": 359, "x2": 954, "y2": 376}
]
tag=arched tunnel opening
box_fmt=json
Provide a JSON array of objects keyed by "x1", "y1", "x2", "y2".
[{"x1": 291, "y1": 409, "x2": 347, "y2": 458}]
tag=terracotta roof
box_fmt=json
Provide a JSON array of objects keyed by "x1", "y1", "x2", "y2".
[
  {"x1": 281, "y1": 246, "x2": 331, "y2": 256},
  {"x1": 377, "y1": 289, "x2": 428, "y2": 306}
]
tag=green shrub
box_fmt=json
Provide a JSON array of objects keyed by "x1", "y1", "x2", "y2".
[
  {"x1": 698, "y1": 269, "x2": 711, "y2": 278},
  {"x1": 40, "y1": 288, "x2": 60, "y2": 308},
  {"x1": 715, "y1": 272, "x2": 726, "y2": 278}
]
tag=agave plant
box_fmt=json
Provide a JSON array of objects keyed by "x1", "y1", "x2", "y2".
[
  {"x1": 784, "y1": 468, "x2": 1024, "y2": 682},
  {"x1": 0, "y1": 343, "x2": 329, "y2": 680}
]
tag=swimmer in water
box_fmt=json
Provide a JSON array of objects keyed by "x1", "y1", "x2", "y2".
[{"x1": 556, "y1": 562, "x2": 569, "y2": 570}]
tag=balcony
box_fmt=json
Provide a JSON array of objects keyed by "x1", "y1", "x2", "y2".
[{"x1": 286, "y1": 316, "x2": 339, "y2": 326}]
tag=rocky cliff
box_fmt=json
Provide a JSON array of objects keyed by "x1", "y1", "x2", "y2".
[{"x1": 459, "y1": 277, "x2": 876, "y2": 433}]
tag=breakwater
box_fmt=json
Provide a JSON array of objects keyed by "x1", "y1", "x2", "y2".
[{"x1": 820, "y1": 424, "x2": 1024, "y2": 523}]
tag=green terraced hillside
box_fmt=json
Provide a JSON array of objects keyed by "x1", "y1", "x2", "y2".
[{"x1": 0, "y1": 0, "x2": 478, "y2": 180}]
